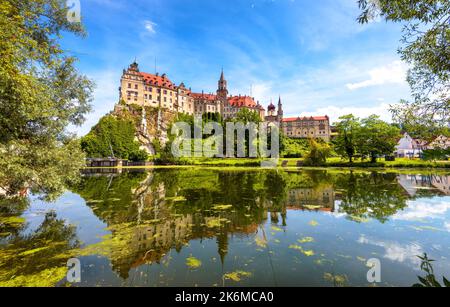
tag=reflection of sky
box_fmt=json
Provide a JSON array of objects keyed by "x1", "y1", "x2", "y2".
[
  {"x1": 392, "y1": 197, "x2": 450, "y2": 224},
  {"x1": 22, "y1": 193, "x2": 109, "y2": 246},
  {"x1": 14, "y1": 183, "x2": 450, "y2": 286},
  {"x1": 357, "y1": 235, "x2": 423, "y2": 268},
  {"x1": 302, "y1": 196, "x2": 450, "y2": 283}
]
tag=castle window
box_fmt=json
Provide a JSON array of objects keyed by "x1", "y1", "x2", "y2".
[
  {"x1": 163, "y1": 90, "x2": 167, "y2": 95},
  {"x1": 135, "y1": 84, "x2": 138, "y2": 89},
  {"x1": 128, "y1": 83, "x2": 131, "y2": 88},
  {"x1": 164, "y1": 97, "x2": 167, "y2": 102}
]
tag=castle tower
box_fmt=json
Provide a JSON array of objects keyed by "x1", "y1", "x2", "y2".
[
  {"x1": 217, "y1": 68, "x2": 228, "y2": 100},
  {"x1": 268, "y1": 100, "x2": 276, "y2": 117},
  {"x1": 277, "y1": 96, "x2": 283, "y2": 121}
]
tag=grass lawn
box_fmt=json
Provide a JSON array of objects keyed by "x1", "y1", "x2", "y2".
[
  {"x1": 160, "y1": 157, "x2": 450, "y2": 168},
  {"x1": 84, "y1": 157, "x2": 450, "y2": 170},
  {"x1": 324, "y1": 157, "x2": 450, "y2": 168}
]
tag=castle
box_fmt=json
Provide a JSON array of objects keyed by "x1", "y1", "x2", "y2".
[{"x1": 119, "y1": 61, "x2": 331, "y2": 141}]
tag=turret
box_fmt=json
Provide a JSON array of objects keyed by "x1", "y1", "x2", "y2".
[
  {"x1": 217, "y1": 68, "x2": 228, "y2": 100},
  {"x1": 277, "y1": 96, "x2": 284, "y2": 122},
  {"x1": 277, "y1": 96, "x2": 283, "y2": 117}
]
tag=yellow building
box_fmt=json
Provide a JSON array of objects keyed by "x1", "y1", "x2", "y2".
[
  {"x1": 119, "y1": 62, "x2": 265, "y2": 120},
  {"x1": 282, "y1": 116, "x2": 331, "y2": 142},
  {"x1": 120, "y1": 62, "x2": 194, "y2": 115}
]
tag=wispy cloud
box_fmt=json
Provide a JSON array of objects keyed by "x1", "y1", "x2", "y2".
[
  {"x1": 301, "y1": 103, "x2": 394, "y2": 123},
  {"x1": 144, "y1": 20, "x2": 157, "y2": 34},
  {"x1": 358, "y1": 235, "x2": 423, "y2": 268},
  {"x1": 346, "y1": 61, "x2": 408, "y2": 90},
  {"x1": 392, "y1": 199, "x2": 450, "y2": 222},
  {"x1": 68, "y1": 0, "x2": 412, "y2": 135}
]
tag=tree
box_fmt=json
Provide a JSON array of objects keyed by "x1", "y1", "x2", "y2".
[
  {"x1": 0, "y1": 0, "x2": 94, "y2": 200},
  {"x1": 80, "y1": 115, "x2": 148, "y2": 161},
  {"x1": 333, "y1": 115, "x2": 362, "y2": 163},
  {"x1": 234, "y1": 108, "x2": 262, "y2": 124},
  {"x1": 357, "y1": 0, "x2": 450, "y2": 133},
  {"x1": 303, "y1": 139, "x2": 331, "y2": 166},
  {"x1": 281, "y1": 135, "x2": 309, "y2": 158},
  {"x1": 230, "y1": 109, "x2": 262, "y2": 158},
  {"x1": 359, "y1": 115, "x2": 401, "y2": 162}
]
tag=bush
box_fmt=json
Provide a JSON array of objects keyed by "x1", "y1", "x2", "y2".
[
  {"x1": 128, "y1": 149, "x2": 149, "y2": 162},
  {"x1": 281, "y1": 137, "x2": 309, "y2": 158},
  {"x1": 422, "y1": 149, "x2": 450, "y2": 161},
  {"x1": 303, "y1": 139, "x2": 331, "y2": 166}
]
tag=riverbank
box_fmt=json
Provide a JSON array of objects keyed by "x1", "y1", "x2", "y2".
[
  {"x1": 154, "y1": 157, "x2": 450, "y2": 169},
  {"x1": 82, "y1": 157, "x2": 450, "y2": 172}
]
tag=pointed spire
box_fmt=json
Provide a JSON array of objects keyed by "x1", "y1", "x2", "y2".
[
  {"x1": 217, "y1": 67, "x2": 228, "y2": 99},
  {"x1": 220, "y1": 67, "x2": 225, "y2": 81},
  {"x1": 217, "y1": 233, "x2": 228, "y2": 268}
]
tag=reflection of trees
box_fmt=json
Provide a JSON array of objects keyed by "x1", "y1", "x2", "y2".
[
  {"x1": 73, "y1": 169, "x2": 290, "y2": 279},
  {"x1": 72, "y1": 171, "x2": 149, "y2": 224},
  {"x1": 0, "y1": 212, "x2": 80, "y2": 286},
  {"x1": 0, "y1": 196, "x2": 29, "y2": 238},
  {"x1": 73, "y1": 169, "x2": 349, "y2": 279},
  {"x1": 335, "y1": 172, "x2": 408, "y2": 223},
  {"x1": 72, "y1": 169, "x2": 439, "y2": 280}
]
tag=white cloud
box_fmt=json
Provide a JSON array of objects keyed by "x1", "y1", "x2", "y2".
[
  {"x1": 358, "y1": 235, "x2": 423, "y2": 268},
  {"x1": 445, "y1": 222, "x2": 450, "y2": 232},
  {"x1": 144, "y1": 20, "x2": 157, "y2": 34},
  {"x1": 299, "y1": 102, "x2": 393, "y2": 123},
  {"x1": 252, "y1": 82, "x2": 274, "y2": 104},
  {"x1": 392, "y1": 200, "x2": 450, "y2": 222},
  {"x1": 346, "y1": 61, "x2": 407, "y2": 90}
]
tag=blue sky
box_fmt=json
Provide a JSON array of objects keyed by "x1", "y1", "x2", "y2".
[{"x1": 64, "y1": 0, "x2": 412, "y2": 135}]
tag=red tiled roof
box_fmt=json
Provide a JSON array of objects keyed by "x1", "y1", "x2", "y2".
[
  {"x1": 139, "y1": 72, "x2": 176, "y2": 89},
  {"x1": 283, "y1": 116, "x2": 329, "y2": 122},
  {"x1": 191, "y1": 92, "x2": 217, "y2": 101},
  {"x1": 228, "y1": 96, "x2": 257, "y2": 108}
]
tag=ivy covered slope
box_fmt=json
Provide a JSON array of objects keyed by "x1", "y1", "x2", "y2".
[{"x1": 80, "y1": 106, "x2": 149, "y2": 162}]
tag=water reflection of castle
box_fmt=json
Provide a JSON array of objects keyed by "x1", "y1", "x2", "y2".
[
  {"x1": 287, "y1": 187, "x2": 335, "y2": 212},
  {"x1": 397, "y1": 175, "x2": 450, "y2": 196},
  {"x1": 80, "y1": 170, "x2": 450, "y2": 280}
]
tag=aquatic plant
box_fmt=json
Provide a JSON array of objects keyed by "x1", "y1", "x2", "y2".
[
  {"x1": 186, "y1": 256, "x2": 202, "y2": 269},
  {"x1": 413, "y1": 253, "x2": 450, "y2": 288},
  {"x1": 223, "y1": 271, "x2": 252, "y2": 282}
]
